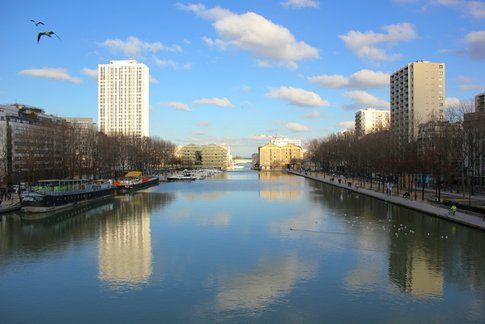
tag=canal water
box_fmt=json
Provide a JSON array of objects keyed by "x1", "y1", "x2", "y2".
[{"x1": 1, "y1": 171, "x2": 484, "y2": 323}]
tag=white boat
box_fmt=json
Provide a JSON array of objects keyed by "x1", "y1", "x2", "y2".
[{"x1": 167, "y1": 170, "x2": 197, "y2": 181}]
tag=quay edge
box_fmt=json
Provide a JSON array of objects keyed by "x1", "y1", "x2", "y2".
[{"x1": 288, "y1": 170, "x2": 485, "y2": 232}]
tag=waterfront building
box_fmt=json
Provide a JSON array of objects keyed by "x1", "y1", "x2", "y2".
[
  {"x1": 177, "y1": 144, "x2": 233, "y2": 170},
  {"x1": 475, "y1": 92, "x2": 485, "y2": 113},
  {"x1": 0, "y1": 104, "x2": 65, "y2": 185},
  {"x1": 98, "y1": 60, "x2": 149, "y2": 137},
  {"x1": 258, "y1": 142, "x2": 303, "y2": 170},
  {"x1": 463, "y1": 92, "x2": 485, "y2": 189},
  {"x1": 355, "y1": 108, "x2": 390, "y2": 136},
  {"x1": 270, "y1": 137, "x2": 302, "y2": 147},
  {"x1": 64, "y1": 117, "x2": 97, "y2": 178},
  {"x1": 390, "y1": 61, "x2": 445, "y2": 145},
  {"x1": 64, "y1": 117, "x2": 96, "y2": 130},
  {"x1": 0, "y1": 104, "x2": 98, "y2": 185}
]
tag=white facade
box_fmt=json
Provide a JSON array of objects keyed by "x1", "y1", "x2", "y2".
[
  {"x1": 98, "y1": 60, "x2": 149, "y2": 137},
  {"x1": 355, "y1": 108, "x2": 390, "y2": 136},
  {"x1": 390, "y1": 60, "x2": 445, "y2": 144},
  {"x1": 270, "y1": 137, "x2": 302, "y2": 147}
]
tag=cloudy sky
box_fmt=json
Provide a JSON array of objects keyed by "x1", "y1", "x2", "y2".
[{"x1": 1, "y1": 0, "x2": 484, "y2": 156}]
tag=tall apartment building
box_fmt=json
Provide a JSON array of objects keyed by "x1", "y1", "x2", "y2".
[
  {"x1": 98, "y1": 60, "x2": 149, "y2": 137},
  {"x1": 355, "y1": 108, "x2": 390, "y2": 136},
  {"x1": 390, "y1": 61, "x2": 445, "y2": 144}
]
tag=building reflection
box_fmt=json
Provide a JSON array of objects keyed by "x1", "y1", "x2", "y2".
[
  {"x1": 98, "y1": 192, "x2": 174, "y2": 289},
  {"x1": 259, "y1": 171, "x2": 303, "y2": 201},
  {"x1": 216, "y1": 253, "x2": 316, "y2": 314},
  {"x1": 259, "y1": 190, "x2": 301, "y2": 201},
  {"x1": 388, "y1": 234, "x2": 444, "y2": 299},
  {"x1": 0, "y1": 201, "x2": 114, "y2": 267},
  {"x1": 182, "y1": 191, "x2": 223, "y2": 201}
]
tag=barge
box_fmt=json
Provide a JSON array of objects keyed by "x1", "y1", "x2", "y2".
[{"x1": 21, "y1": 179, "x2": 115, "y2": 217}]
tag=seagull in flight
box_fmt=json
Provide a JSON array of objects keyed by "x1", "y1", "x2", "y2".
[
  {"x1": 37, "y1": 31, "x2": 61, "y2": 43},
  {"x1": 30, "y1": 20, "x2": 45, "y2": 27}
]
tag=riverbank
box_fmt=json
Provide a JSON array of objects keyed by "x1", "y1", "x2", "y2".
[
  {"x1": 289, "y1": 170, "x2": 485, "y2": 231},
  {"x1": 0, "y1": 196, "x2": 21, "y2": 214}
]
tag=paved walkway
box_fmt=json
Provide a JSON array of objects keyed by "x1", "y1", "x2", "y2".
[
  {"x1": 289, "y1": 171, "x2": 485, "y2": 231},
  {"x1": 0, "y1": 196, "x2": 21, "y2": 214}
]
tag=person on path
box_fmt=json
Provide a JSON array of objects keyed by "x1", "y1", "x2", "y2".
[{"x1": 450, "y1": 204, "x2": 457, "y2": 216}]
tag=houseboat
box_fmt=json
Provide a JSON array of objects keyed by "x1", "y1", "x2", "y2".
[
  {"x1": 114, "y1": 171, "x2": 159, "y2": 193},
  {"x1": 21, "y1": 179, "x2": 115, "y2": 215}
]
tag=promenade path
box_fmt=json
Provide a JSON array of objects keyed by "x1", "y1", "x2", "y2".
[
  {"x1": 289, "y1": 170, "x2": 485, "y2": 231},
  {"x1": 0, "y1": 196, "x2": 21, "y2": 214}
]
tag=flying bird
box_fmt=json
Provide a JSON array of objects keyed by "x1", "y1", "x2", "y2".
[
  {"x1": 30, "y1": 20, "x2": 44, "y2": 26},
  {"x1": 37, "y1": 31, "x2": 61, "y2": 43}
]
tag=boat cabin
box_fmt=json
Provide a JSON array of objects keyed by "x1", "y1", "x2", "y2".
[{"x1": 31, "y1": 179, "x2": 90, "y2": 193}]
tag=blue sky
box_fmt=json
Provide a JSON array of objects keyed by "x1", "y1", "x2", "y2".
[{"x1": 1, "y1": 0, "x2": 484, "y2": 156}]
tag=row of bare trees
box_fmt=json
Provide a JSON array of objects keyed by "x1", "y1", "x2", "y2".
[
  {"x1": 3, "y1": 119, "x2": 177, "y2": 185},
  {"x1": 306, "y1": 102, "x2": 484, "y2": 201}
]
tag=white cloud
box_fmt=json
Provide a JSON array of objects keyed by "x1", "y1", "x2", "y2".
[
  {"x1": 266, "y1": 86, "x2": 329, "y2": 107},
  {"x1": 281, "y1": 0, "x2": 319, "y2": 8},
  {"x1": 309, "y1": 69, "x2": 389, "y2": 88},
  {"x1": 179, "y1": 3, "x2": 318, "y2": 68},
  {"x1": 197, "y1": 121, "x2": 210, "y2": 127},
  {"x1": 303, "y1": 110, "x2": 320, "y2": 119},
  {"x1": 149, "y1": 76, "x2": 158, "y2": 84},
  {"x1": 339, "y1": 23, "x2": 417, "y2": 60},
  {"x1": 344, "y1": 90, "x2": 389, "y2": 110},
  {"x1": 252, "y1": 134, "x2": 273, "y2": 140},
  {"x1": 456, "y1": 75, "x2": 484, "y2": 91},
  {"x1": 153, "y1": 56, "x2": 192, "y2": 70},
  {"x1": 466, "y1": 1, "x2": 485, "y2": 19},
  {"x1": 19, "y1": 67, "x2": 82, "y2": 83},
  {"x1": 159, "y1": 101, "x2": 191, "y2": 112},
  {"x1": 400, "y1": 0, "x2": 485, "y2": 19},
  {"x1": 445, "y1": 97, "x2": 461, "y2": 107},
  {"x1": 465, "y1": 31, "x2": 485, "y2": 60},
  {"x1": 81, "y1": 68, "x2": 97, "y2": 79},
  {"x1": 240, "y1": 84, "x2": 251, "y2": 92},
  {"x1": 193, "y1": 97, "x2": 235, "y2": 108},
  {"x1": 309, "y1": 74, "x2": 349, "y2": 88},
  {"x1": 285, "y1": 122, "x2": 309, "y2": 132},
  {"x1": 99, "y1": 36, "x2": 182, "y2": 58},
  {"x1": 338, "y1": 121, "x2": 355, "y2": 130}
]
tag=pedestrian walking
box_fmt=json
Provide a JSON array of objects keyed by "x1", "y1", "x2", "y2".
[{"x1": 450, "y1": 204, "x2": 457, "y2": 216}]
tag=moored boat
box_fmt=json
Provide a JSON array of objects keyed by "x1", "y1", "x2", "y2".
[
  {"x1": 167, "y1": 170, "x2": 197, "y2": 181},
  {"x1": 21, "y1": 179, "x2": 115, "y2": 216},
  {"x1": 114, "y1": 171, "x2": 159, "y2": 193}
]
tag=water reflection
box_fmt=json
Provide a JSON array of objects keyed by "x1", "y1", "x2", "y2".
[
  {"x1": 259, "y1": 171, "x2": 303, "y2": 201},
  {"x1": 98, "y1": 197, "x2": 152, "y2": 290},
  {"x1": 0, "y1": 173, "x2": 484, "y2": 322},
  {"x1": 216, "y1": 253, "x2": 316, "y2": 315},
  {"x1": 0, "y1": 201, "x2": 114, "y2": 267},
  {"x1": 97, "y1": 192, "x2": 175, "y2": 290}
]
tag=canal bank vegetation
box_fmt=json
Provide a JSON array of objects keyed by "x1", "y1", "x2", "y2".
[
  {"x1": 306, "y1": 102, "x2": 484, "y2": 207},
  {"x1": 5, "y1": 122, "x2": 177, "y2": 185}
]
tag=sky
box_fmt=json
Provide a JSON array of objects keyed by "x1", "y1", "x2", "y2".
[{"x1": 0, "y1": 0, "x2": 484, "y2": 156}]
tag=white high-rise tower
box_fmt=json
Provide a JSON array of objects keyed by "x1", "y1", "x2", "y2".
[{"x1": 98, "y1": 60, "x2": 149, "y2": 137}]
